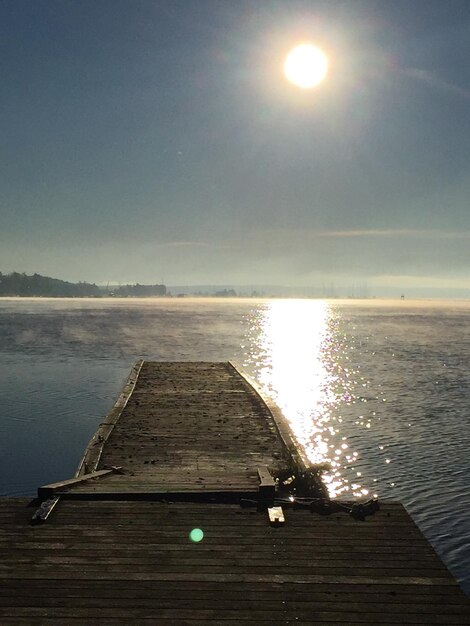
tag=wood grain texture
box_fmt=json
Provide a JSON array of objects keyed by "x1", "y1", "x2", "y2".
[
  {"x1": 75, "y1": 360, "x2": 144, "y2": 476},
  {"x1": 0, "y1": 499, "x2": 469, "y2": 624},
  {"x1": 67, "y1": 361, "x2": 291, "y2": 496},
  {"x1": 1, "y1": 361, "x2": 468, "y2": 623}
]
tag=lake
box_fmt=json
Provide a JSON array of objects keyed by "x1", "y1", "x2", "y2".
[{"x1": 1, "y1": 297, "x2": 469, "y2": 595}]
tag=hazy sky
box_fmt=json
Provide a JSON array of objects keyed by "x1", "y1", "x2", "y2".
[{"x1": 1, "y1": 0, "x2": 469, "y2": 294}]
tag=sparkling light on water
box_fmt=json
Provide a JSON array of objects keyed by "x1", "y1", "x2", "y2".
[
  {"x1": 245, "y1": 299, "x2": 365, "y2": 498},
  {"x1": 1, "y1": 298, "x2": 469, "y2": 593}
]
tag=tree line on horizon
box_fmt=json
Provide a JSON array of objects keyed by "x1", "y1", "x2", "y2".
[
  {"x1": 111, "y1": 283, "x2": 166, "y2": 297},
  {"x1": 0, "y1": 272, "x2": 166, "y2": 297},
  {"x1": 0, "y1": 271, "x2": 101, "y2": 297}
]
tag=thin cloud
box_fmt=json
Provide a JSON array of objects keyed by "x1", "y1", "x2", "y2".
[
  {"x1": 315, "y1": 229, "x2": 470, "y2": 239},
  {"x1": 210, "y1": 228, "x2": 470, "y2": 253},
  {"x1": 250, "y1": 228, "x2": 470, "y2": 239},
  {"x1": 316, "y1": 229, "x2": 419, "y2": 237},
  {"x1": 404, "y1": 68, "x2": 470, "y2": 100},
  {"x1": 158, "y1": 241, "x2": 210, "y2": 248}
]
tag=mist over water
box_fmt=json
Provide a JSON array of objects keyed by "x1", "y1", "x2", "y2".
[{"x1": 0, "y1": 297, "x2": 469, "y2": 594}]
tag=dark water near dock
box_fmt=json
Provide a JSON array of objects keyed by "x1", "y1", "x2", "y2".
[{"x1": 1, "y1": 297, "x2": 469, "y2": 594}]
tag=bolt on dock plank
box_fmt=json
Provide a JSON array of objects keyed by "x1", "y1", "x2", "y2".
[{"x1": 1, "y1": 360, "x2": 469, "y2": 624}]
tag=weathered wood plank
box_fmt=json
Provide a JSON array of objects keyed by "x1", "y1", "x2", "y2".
[
  {"x1": 67, "y1": 361, "x2": 294, "y2": 496},
  {"x1": 0, "y1": 361, "x2": 468, "y2": 624},
  {"x1": 75, "y1": 360, "x2": 144, "y2": 476},
  {"x1": 0, "y1": 578, "x2": 466, "y2": 599},
  {"x1": 38, "y1": 469, "x2": 116, "y2": 498},
  {"x1": 3, "y1": 597, "x2": 469, "y2": 616},
  {"x1": 1, "y1": 606, "x2": 469, "y2": 623}
]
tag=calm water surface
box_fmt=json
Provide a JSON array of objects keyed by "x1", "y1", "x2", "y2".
[{"x1": 0, "y1": 297, "x2": 469, "y2": 594}]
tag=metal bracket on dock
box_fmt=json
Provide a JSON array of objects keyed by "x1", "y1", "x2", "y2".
[{"x1": 31, "y1": 496, "x2": 60, "y2": 525}]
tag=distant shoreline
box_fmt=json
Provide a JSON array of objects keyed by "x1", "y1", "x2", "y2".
[{"x1": 1, "y1": 296, "x2": 469, "y2": 307}]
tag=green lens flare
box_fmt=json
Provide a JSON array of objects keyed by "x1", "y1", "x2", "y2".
[{"x1": 189, "y1": 528, "x2": 204, "y2": 543}]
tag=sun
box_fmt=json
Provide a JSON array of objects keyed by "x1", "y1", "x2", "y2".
[{"x1": 284, "y1": 44, "x2": 328, "y2": 89}]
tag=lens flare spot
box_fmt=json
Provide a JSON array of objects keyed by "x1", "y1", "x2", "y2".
[{"x1": 189, "y1": 528, "x2": 204, "y2": 543}]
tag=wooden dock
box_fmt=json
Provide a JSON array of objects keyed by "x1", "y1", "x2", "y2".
[
  {"x1": 1, "y1": 361, "x2": 469, "y2": 624},
  {"x1": 70, "y1": 360, "x2": 294, "y2": 497}
]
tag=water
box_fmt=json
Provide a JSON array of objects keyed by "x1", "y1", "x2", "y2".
[{"x1": 0, "y1": 297, "x2": 469, "y2": 594}]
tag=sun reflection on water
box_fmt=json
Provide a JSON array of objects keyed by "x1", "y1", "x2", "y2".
[{"x1": 245, "y1": 299, "x2": 369, "y2": 499}]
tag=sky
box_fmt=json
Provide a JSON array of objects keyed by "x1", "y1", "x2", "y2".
[{"x1": 1, "y1": 0, "x2": 470, "y2": 296}]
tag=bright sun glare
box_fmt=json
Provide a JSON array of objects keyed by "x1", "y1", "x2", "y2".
[{"x1": 284, "y1": 43, "x2": 328, "y2": 89}]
